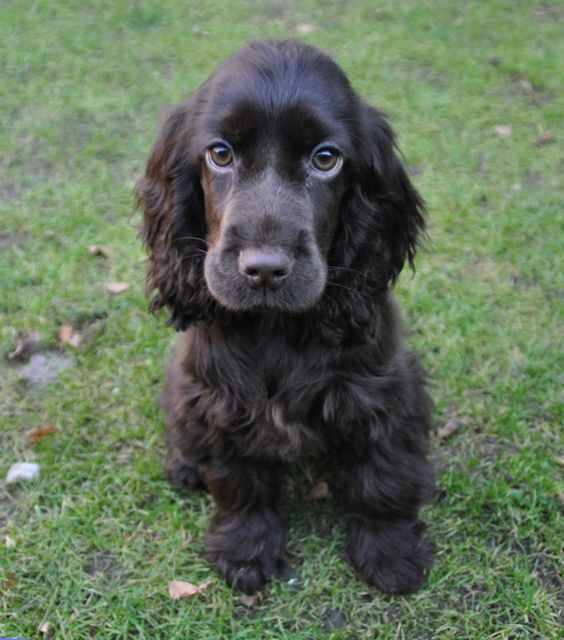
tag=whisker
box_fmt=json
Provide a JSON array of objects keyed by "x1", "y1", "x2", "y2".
[
  {"x1": 173, "y1": 236, "x2": 210, "y2": 246},
  {"x1": 325, "y1": 280, "x2": 362, "y2": 295},
  {"x1": 179, "y1": 248, "x2": 208, "y2": 259},
  {"x1": 328, "y1": 265, "x2": 366, "y2": 277}
]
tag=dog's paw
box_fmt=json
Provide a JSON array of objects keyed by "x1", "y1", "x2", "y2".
[
  {"x1": 346, "y1": 518, "x2": 432, "y2": 594},
  {"x1": 205, "y1": 509, "x2": 286, "y2": 594},
  {"x1": 165, "y1": 454, "x2": 206, "y2": 492},
  {"x1": 213, "y1": 554, "x2": 284, "y2": 594}
]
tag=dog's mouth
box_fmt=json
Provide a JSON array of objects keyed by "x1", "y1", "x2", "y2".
[
  {"x1": 203, "y1": 246, "x2": 327, "y2": 314},
  {"x1": 207, "y1": 280, "x2": 325, "y2": 314}
]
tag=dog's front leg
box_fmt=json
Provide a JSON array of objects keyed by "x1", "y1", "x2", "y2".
[
  {"x1": 341, "y1": 442, "x2": 433, "y2": 594},
  {"x1": 204, "y1": 460, "x2": 286, "y2": 594}
]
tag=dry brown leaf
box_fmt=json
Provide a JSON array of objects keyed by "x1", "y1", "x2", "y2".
[
  {"x1": 168, "y1": 579, "x2": 211, "y2": 600},
  {"x1": 59, "y1": 324, "x2": 82, "y2": 348},
  {"x1": 240, "y1": 594, "x2": 259, "y2": 607},
  {"x1": 25, "y1": 426, "x2": 59, "y2": 445},
  {"x1": 436, "y1": 416, "x2": 469, "y2": 440},
  {"x1": 296, "y1": 23, "x2": 315, "y2": 34},
  {"x1": 308, "y1": 481, "x2": 330, "y2": 500},
  {"x1": 7, "y1": 331, "x2": 41, "y2": 361},
  {"x1": 492, "y1": 125, "x2": 512, "y2": 138},
  {"x1": 3, "y1": 577, "x2": 14, "y2": 591},
  {"x1": 39, "y1": 621, "x2": 50, "y2": 634},
  {"x1": 105, "y1": 282, "x2": 130, "y2": 295},
  {"x1": 535, "y1": 130, "x2": 554, "y2": 146},
  {"x1": 88, "y1": 244, "x2": 110, "y2": 258},
  {"x1": 169, "y1": 580, "x2": 199, "y2": 599}
]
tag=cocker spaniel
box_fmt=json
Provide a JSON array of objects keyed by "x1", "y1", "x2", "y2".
[{"x1": 136, "y1": 39, "x2": 434, "y2": 595}]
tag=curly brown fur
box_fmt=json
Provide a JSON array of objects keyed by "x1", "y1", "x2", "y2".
[{"x1": 137, "y1": 39, "x2": 434, "y2": 595}]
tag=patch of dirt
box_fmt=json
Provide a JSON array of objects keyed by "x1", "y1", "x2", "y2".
[
  {"x1": 413, "y1": 65, "x2": 447, "y2": 90},
  {"x1": 1, "y1": 141, "x2": 55, "y2": 202},
  {"x1": 16, "y1": 352, "x2": 75, "y2": 386},
  {"x1": 257, "y1": 0, "x2": 300, "y2": 21},
  {"x1": 0, "y1": 228, "x2": 29, "y2": 250},
  {"x1": 531, "y1": 552, "x2": 564, "y2": 598},
  {"x1": 531, "y1": 3, "x2": 563, "y2": 21},
  {"x1": 504, "y1": 73, "x2": 554, "y2": 107},
  {"x1": 83, "y1": 551, "x2": 123, "y2": 583},
  {"x1": 322, "y1": 608, "x2": 345, "y2": 632},
  {"x1": 433, "y1": 427, "x2": 521, "y2": 478},
  {"x1": 524, "y1": 171, "x2": 542, "y2": 186}
]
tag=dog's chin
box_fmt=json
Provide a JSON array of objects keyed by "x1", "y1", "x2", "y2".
[{"x1": 205, "y1": 278, "x2": 324, "y2": 316}]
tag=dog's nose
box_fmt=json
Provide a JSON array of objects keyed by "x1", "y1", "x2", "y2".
[{"x1": 239, "y1": 248, "x2": 293, "y2": 290}]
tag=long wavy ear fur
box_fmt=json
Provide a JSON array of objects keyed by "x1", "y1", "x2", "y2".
[
  {"x1": 135, "y1": 103, "x2": 208, "y2": 330},
  {"x1": 322, "y1": 104, "x2": 426, "y2": 339}
]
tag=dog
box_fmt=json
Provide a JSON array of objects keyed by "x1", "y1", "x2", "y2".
[{"x1": 136, "y1": 39, "x2": 434, "y2": 595}]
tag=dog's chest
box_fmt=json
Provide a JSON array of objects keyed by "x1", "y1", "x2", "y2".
[{"x1": 196, "y1": 331, "x2": 330, "y2": 462}]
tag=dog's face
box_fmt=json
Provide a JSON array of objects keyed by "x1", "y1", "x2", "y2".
[
  {"x1": 137, "y1": 40, "x2": 425, "y2": 329},
  {"x1": 194, "y1": 48, "x2": 356, "y2": 313}
]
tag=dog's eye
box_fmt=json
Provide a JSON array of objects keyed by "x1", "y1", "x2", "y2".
[
  {"x1": 311, "y1": 147, "x2": 341, "y2": 172},
  {"x1": 208, "y1": 143, "x2": 234, "y2": 168}
]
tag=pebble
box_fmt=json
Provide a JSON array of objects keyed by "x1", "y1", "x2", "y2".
[{"x1": 5, "y1": 462, "x2": 40, "y2": 484}]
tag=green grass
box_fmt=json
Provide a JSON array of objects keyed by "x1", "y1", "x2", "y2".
[{"x1": 1, "y1": 0, "x2": 562, "y2": 638}]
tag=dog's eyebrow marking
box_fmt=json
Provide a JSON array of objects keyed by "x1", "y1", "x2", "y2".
[{"x1": 211, "y1": 100, "x2": 262, "y2": 145}]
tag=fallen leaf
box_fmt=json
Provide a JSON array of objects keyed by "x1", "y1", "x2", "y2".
[
  {"x1": 3, "y1": 577, "x2": 14, "y2": 591},
  {"x1": 25, "y1": 426, "x2": 59, "y2": 445},
  {"x1": 492, "y1": 125, "x2": 512, "y2": 138},
  {"x1": 516, "y1": 79, "x2": 535, "y2": 94},
  {"x1": 436, "y1": 416, "x2": 469, "y2": 440},
  {"x1": 308, "y1": 481, "x2": 330, "y2": 500},
  {"x1": 39, "y1": 621, "x2": 50, "y2": 635},
  {"x1": 59, "y1": 324, "x2": 82, "y2": 348},
  {"x1": 535, "y1": 130, "x2": 554, "y2": 145},
  {"x1": 105, "y1": 282, "x2": 130, "y2": 295},
  {"x1": 240, "y1": 594, "x2": 258, "y2": 607},
  {"x1": 296, "y1": 23, "x2": 315, "y2": 34},
  {"x1": 168, "y1": 579, "x2": 211, "y2": 600},
  {"x1": 5, "y1": 462, "x2": 40, "y2": 484},
  {"x1": 4, "y1": 535, "x2": 16, "y2": 548},
  {"x1": 7, "y1": 331, "x2": 41, "y2": 361},
  {"x1": 88, "y1": 244, "x2": 110, "y2": 258}
]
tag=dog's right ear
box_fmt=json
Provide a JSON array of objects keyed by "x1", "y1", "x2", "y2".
[{"x1": 135, "y1": 102, "x2": 208, "y2": 330}]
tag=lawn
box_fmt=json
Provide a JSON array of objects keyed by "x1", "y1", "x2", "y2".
[{"x1": 0, "y1": 1, "x2": 562, "y2": 638}]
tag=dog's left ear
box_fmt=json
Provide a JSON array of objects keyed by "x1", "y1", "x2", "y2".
[{"x1": 337, "y1": 104, "x2": 426, "y2": 288}]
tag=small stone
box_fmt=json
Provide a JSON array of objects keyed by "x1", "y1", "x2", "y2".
[
  {"x1": 4, "y1": 535, "x2": 16, "y2": 548},
  {"x1": 6, "y1": 462, "x2": 40, "y2": 484},
  {"x1": 87, "y1": 244, "x2": 110, "y2": 258},
  {"x1": 105, "y1": 282, "x2": 130, "y2": 295},
  {"x1": 492, "y1": 125, "x2": 512, "y2": 138},
  {"x1": 296, "y1": 23, "x2": 315, "y2": 34}
]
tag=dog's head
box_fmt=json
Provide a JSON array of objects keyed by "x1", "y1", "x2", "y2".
[{"x1": 137, "y1": 39, "x2": 425, "y2": 332}]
